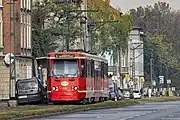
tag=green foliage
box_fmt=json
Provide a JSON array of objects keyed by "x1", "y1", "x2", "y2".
[
  {"x1": 87, "y1": 0, "x2": 132, "y2": 60},
  {"x1": 32, "y1": 0, "x2": 84, "y2": 57},
  {"x1": 130, "y1": 2, "x2": 180, "y2": 85}
]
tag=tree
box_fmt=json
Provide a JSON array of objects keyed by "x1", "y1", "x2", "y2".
[
  {"x1": 87, "y1": 0, "x2": 132, "y2": 55},
  {"x1": 130, "y1": 2, "x2": 180, "y2": 87},
  {"x1": 32, "y1": 0, "x2": 84, "y2": 57}
]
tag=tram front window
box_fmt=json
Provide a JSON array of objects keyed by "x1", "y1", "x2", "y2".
[{"x1": 52, "y1": 59, "x2": 78, "y2": 78}]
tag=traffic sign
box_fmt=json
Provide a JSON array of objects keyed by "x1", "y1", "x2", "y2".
[
  {"x1": 167, "y1": 79, "x2": 171, "y2": 84},
  {"x1": 172, "y1": 87, "x2": 176, "y2": 91},
  {"x1": 159, "y1": 76, "x2": 164, "y2": 84},
  {"x1": 152, "y1": 81, "x2": 156, "y2": 86}
]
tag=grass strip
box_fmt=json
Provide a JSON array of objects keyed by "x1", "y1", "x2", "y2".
[
  {"x1": 0, "y1": 97, "x2": 180, "y2": 120},
  {"x1": 138, "y1": 96, "x2": 180, "y2": 103}
]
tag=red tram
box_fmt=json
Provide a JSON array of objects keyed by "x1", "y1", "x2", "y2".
[{"x1": 37, "y1": 51, "x2": 109, "y2": 103}]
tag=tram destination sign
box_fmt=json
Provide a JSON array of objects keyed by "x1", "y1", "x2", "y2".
[{"x1": 55, "y1": 54, "x2": 75, "y2": 59}]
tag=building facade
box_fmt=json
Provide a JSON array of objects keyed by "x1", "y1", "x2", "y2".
[
  {"x1": 0, "y1": 0, "x2": 33, "y2": 100},
  {"x1": 104, "y1": 27, "x2": 145, "y2": 90},
  {"x1": 127, "y1": 27, "x2": 145, "y2": 90}
]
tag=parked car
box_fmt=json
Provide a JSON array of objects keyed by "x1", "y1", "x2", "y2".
[
  {"x1": 123, "y1": 91, "x2": 130, "y2": 98},
  {"x1": 133, "y1": 90, "x2": 142, "y2": 99},
  {"x1": 15, "y1": 77, "x2": 46, "y2": 104}
]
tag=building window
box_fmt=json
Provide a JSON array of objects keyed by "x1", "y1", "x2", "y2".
[
  {"x1": 23, "y1": 13, "x2": 27, "y2": 49},
  {"x1": 0, "y1": 10, "x2": 2, "y2": 48},
  {"x1": 20, "y1": 23, "x2": 23, "y2": 48},
  {"x1": 121, "y1": 55, "x2": 125, "y2": 67},
  {"x1": 27, "y1": 0, "x2": 31, "y2": 10},
  {"x1": 0, "y1": 22, "x2": 2, "y2": 47},
  {"x1": 20, "y1": 12, "x2": 23, "y2": 48},
  {"x1": 23, "y1": 0, "x2": 26, "y2": 8},
  {"x1": 27, "y1": 24, "x2": 29, "y2": 49},
  {"x1": 0, "y1": 0, "x2": 2, "y2": 6},
  {"x1": 20, "y1": 0, "x2": 23, "y2": 8},
  {"x1": 121, "y1": 50, "x2": 126, "y2": 67},
  {"x1": 27, "y1": 14, "x2": 31, "y2": 49},
  {"x1": 27, "y1": 0, "x2": 29, "y2": 10}
]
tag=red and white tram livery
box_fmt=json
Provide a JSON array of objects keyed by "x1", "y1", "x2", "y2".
[{"x1": 37, "y1": 52, "x2": 109, "y2": 103}]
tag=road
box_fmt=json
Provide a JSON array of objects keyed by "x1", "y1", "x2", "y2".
[{"x1": 31, "y1": 101, "x2": 180, "y2": 120}]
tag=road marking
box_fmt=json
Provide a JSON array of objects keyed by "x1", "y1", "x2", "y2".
[
  {"x1": 120, "y1": 111, "x2": 154, "y2": 120},
  {"x1": 162, "y1": 118, "x2": 180, "y2": 120}
]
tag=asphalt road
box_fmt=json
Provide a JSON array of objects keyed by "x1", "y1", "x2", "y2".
[{"x1": 31, "y1": 101, "x2": 180, "y2": 120}]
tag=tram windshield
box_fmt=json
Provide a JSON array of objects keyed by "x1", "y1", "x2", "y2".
[{"x1": 52, "y1": 59, "x2": 79, "y2": 78}]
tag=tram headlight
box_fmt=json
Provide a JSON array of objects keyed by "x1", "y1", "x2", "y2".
[
  {"x1": 73, "y1": 86, "x2": 78, "y2": 91},
  {"x1": 52, "y1": 86, "x2": 56, "y2": 91}
]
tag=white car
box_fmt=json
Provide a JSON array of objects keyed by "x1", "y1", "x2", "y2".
[
  {"x1": 133, "y1": 90, "x2": 142, "y2": 99},
  {"x1": 123, "y1": 91, "x2": 130, "y2": 98}
]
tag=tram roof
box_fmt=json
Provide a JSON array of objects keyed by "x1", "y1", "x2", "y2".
[{"x1": 36, "y1": 52, "x2": 108, "y2": 63}]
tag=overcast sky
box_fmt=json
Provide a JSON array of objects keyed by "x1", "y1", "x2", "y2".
[{"x1": 110, "y1": 0, "x2": 180, "y2": 13}]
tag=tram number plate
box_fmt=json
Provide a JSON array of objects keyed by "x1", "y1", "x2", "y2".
[{"x1": 62, "y1": 87, "x2": 68, "y2": 90}]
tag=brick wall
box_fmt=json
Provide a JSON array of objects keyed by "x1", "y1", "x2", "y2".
[{"x1": 3, "y1": 0, "x2": 21, "y2": 55}]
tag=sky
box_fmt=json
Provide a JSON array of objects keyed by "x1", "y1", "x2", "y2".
[{"x1": 110, "y1": 0, "x2": 180, "y2": 13}]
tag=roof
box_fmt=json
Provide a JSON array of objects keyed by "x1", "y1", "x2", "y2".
[{"x1": 38, "y1": 52, "x2": 108, "y2": 63}]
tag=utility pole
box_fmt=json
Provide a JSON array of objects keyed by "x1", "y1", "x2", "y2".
[
  {"x1": 131, "y1": 47, "x2": 135, "y2": 88},
  {"x1": 9, "y1": 0, "x2": 16, "y2": 99},
  {"x1": 130, "y1": 43, "x2": 143, "y2": 90},
  {"x1": 87, "y1": 18, "x2": 93, "y2": 52},
  {"x1": 150, "y1": 48, "x2": 154, "y2": 89},
  {"x1": 150, "y1": 57, "x2": 153, "y2": 88},
  {"x1": 66, "y1": 4, "x2": 70, "y2": 52}
]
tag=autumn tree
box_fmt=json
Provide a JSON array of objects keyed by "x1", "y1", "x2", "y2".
[
  {"x1": 87, "y1": 0, "x2": 132, "y2": 55},
  {"x1": 130, "y1": 2, "x2": 180, "y2": 87}
]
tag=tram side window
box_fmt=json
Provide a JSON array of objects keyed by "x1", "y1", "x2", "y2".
[
  {"x1": 101, "y1": 62, "x2": 104, "y2": 79},
  {"x1": 87, "y1": 60, "x2": 91, "y2": 77},
  {"x1": 81, "y1": 59, "x2": 86, "y2": 77},
  {"x1": 91, "y1": 60, "x2": 94, "y2": 77},
  {"x1": 104, "y1": 63, "x2": 108, "y2": 78}
]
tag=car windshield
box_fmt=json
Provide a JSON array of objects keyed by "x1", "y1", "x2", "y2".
[
  {"x1": 52, "y1": 59, "x2": 78, "y2": 78},
  {"x1": 17, "y1": 80, "x2": 38, "y2": 90},
  {"x1": 133, "y1": 91, "x2": 140, "y2": 93}
]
